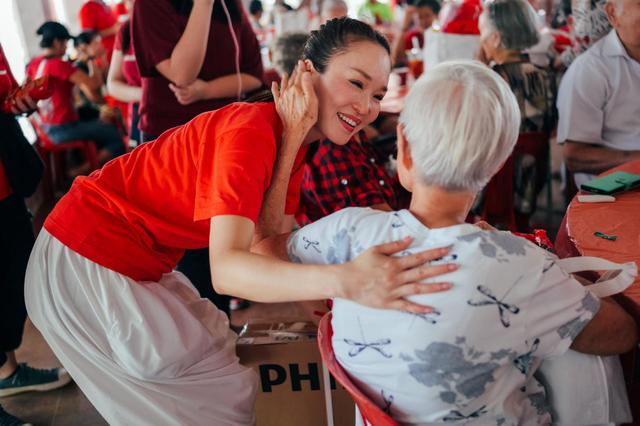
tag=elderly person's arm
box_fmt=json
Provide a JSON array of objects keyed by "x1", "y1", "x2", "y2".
[
  {"x1": 571, "y1": 297, "x2": 638, "y2": 355},
  {"x1": 563, "y1": 142, "x2": 640, "y2": 175}
]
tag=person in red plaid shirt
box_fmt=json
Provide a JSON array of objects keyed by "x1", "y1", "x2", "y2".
[{"x1": 296, "y1": 134, "x2": 410, "y2": 225}]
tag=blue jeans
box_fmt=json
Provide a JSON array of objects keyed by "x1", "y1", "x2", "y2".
[{"x1": 45, "y1": 120, "x2": 125, "y2": 157}]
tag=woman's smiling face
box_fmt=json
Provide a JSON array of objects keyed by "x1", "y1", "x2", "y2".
[{"x1": 310, "y1": 40, "x2": 391, "y2": 145}]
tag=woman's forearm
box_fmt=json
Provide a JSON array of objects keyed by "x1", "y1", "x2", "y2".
[
  {"x1": 255, "y1": 132, "x2": 304, "y2": 241},
  {"x1": 212, "y1": 248, "x2": 342, "y2": 302},
  {"x1": 168, "y1": 0, "x2": 214, "y2": 86},
  {"x1": 203, "y1": 74, "x2": 262, "y2": 99},
  {"x1": 107, "y1": 79, "x2": 142, "y2": 103}
]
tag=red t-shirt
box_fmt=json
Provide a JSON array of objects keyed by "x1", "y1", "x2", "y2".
[
  {"x1": 0, "y1": 44, "x2": 18, "y2": 200},
  {"x1": 132, "y1": 0, "x2": 264, "y2": 136},
  {"x1": 115, "y1": 20, "x2": 140, "y2": 87},
  {"x1": 44, "y1": 102, "x2": 308, "y2": 282},
  {"x1": 404, "y1": 29, "x2": 424, "y2": 51},
  {"x1": 26, "y1": 56, "x2": 77, "y2": 126},
  {"x1": 79, "y1": 0, "x2": 118, "y2": 62}
]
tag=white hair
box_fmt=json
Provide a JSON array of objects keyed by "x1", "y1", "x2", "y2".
[{"x1": 399, "y1": 60, "x2": 521, "y2": 192}]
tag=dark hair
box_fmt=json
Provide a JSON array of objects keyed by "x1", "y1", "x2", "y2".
[
  {"x1": 249, "y1": 0, "x2": 263, "y2": 15},
  {"x1": 36, "y1": 21, "x2": 73, "y2": 48},
  {"x1": 272, "y1": 32, "x2": 310, "y2": 76},
  {"x1": 248, "y1": 18, "x2": 390, "y2": 104},
  {"x1": 415, "y1": 0, "x2": 441, "y2": 15},
  {"x1": 74, "y1": 30, "x2": 97, "y2": 48},
  {"x1": 171, "y1": 0, "x2": 241, "y2": 23},
  {"x1": 303, "y1": 17, "x2": 390, "y2": 74}
]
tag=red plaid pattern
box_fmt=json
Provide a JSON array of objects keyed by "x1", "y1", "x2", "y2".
[{"x1": 296, "y1": 137, "x2": 410, "y2": 225}]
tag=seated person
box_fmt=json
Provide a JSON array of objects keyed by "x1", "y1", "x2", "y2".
[
  {"x1": 248, "y1": 0, "x2": 264, "y2": 30},
  {"x1": 392, "y1": 0, "x2": 441, "y2": 65},
  {"x1": 27, "y1": 22, "x2": 124, "y2": 173},
  {"x1": 267, "y1": 30, "x2": 409, "y2": 225},
  {"x1": 477, "y1": 0, "x2": 556, "y2": 219},
  {"x1": 74, "y1": 30, "x2": 107, "y2": 121},
  {"x1": 286, "y1": 61, "x2": 637, "y2": 423},
  {"x1": 557, "y1": 0, "x2": 640, "y2": 187}
]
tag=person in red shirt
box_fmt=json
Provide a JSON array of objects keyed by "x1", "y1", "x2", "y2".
[
  {"x1": 78, "y1": 0, "x2": 119, "y2": 63},
  {"x1": 107, "y1": 18, "x2": 141, "y2": 146},
  {"x1": 392, "y1": 0, "x2": 441, "y2": 65},
  {"x1": 27, "y1": 22, "x2": 124, "y2": 174},
  {"x1": 0, "y1": 43, "x2": 72, "y2": 426},
  {"x1": 132, "y1": 0, "x2": 265, "y2": 314},
  {"x1": 24, "y1": 18, "x2": 454, "y2": 424}
]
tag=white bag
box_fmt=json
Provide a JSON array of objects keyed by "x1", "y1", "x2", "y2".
[{"x1": 536, "y1": 256, "x2": 637, "y2": 426}]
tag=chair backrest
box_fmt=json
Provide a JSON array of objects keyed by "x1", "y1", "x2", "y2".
[
  {"x1": 317, "y1": 313, "x2": 399, "y2": 426},
  {"x1": 28, "y1": 113, "x2": 56, "y2": 149}
]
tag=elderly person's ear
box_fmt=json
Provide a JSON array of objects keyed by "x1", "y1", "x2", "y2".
[{"x1": 396, "y1": 123, "x2": 414, "y2": 192}]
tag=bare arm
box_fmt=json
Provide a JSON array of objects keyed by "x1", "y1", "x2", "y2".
[
  {"x1": 168, "y1": 74, "x2": 263, "y2": 105},
  {"x1": 571, "y1": 297, "x2": 638, "y2": 355},
  {"x1": 98, "y1": 24, "x2": 119, "y2": 39},
  {"x1": 563, "y1": 140, "x2": 640, "y2": 175},
  {"x1": 69, "y1": 64, "x2": 103, "y2": 102},
  {"x1": 106, "y1": 49, "x2": 142, "y2": 103},
  {"x1": 211, "y1": 215, "x2": 454, "y2": 310},
  {"x1": 154, "y1": 0, "x2": 215, "y2": 86}
]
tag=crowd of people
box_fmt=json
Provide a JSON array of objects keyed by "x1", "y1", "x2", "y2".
[{"x1": 0, "y1": 0, "x2": 638, "y2": 424}]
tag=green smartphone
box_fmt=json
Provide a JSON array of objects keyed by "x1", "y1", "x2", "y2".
[{"x1": 581, "y1": 171, "x2": 640, "y2": 195}]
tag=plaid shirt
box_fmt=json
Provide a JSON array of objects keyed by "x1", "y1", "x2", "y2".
[{"x1": 295, "y1": 136, "x2": 410, "y2": 225}]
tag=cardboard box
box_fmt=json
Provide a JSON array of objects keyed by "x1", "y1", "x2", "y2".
[{"x1": 237, "y1": 321, "x2": 355, "y2": 426}]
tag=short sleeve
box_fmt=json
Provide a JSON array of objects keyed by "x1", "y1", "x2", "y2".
[
  {"x1": 79, "y1": 2, "x2": 116, "y2": 31},
  {"x1": 194, "y1": 126, "x2": 277, "y2": 223},
  {"x1": 556, "y1": 56, "x2": 607, "y2": 145},
  {"x1": 49, "y1": 59, "x2": 77, "y2": 81},
  {"x1": 132, "y1": 0, "x2": 183, "y2": 77},
  {"x1": 287, "y1": 208, "x2": 358, "y2": 265},
  {"x1": 525, "y1": 257, "x2": 601, "y2": 358}
]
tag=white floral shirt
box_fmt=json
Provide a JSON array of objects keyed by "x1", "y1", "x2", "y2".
[{"x1": 288, "y1": 208, "x2": 599, "y2": 425}]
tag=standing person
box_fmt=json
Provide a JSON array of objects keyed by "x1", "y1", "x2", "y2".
[
  {"x1": 78, "y1": 0, "x2": 120, "y2": 63},
  {"x1": 25, "y1": 18, "x2": 455, "y2": 425},
  {"x1": 27, "y1": 22, "x2": 125, "y2": 175},
  {"x1": 107, "y1": 15, "x2": 142, "y2": 147},
  {"x1": 132, "y1": 0, "x2": 265, "y2": 314},
  {"x1": 0, "y1": 43, "x2": 71, "y2": 426}
]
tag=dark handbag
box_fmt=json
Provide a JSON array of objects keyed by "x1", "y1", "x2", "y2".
[{"x1": 0, "y1": 111, "x2": 44, "y2": 197}]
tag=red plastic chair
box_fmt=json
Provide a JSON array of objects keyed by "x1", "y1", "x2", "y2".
[
  {"x1": 317, "y1": 313, "x2": 399, "y2": 426},
  {"x1": 29, "y1": 114, "x2": 98, "y2": 195},
  {"x1": 480, "y1": 132, "x2": 551, "y2": 232}
]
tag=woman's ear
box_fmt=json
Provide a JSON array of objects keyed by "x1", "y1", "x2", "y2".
[
  {"x1": 303, "y1": 59, "x2": 316, "y2": 74},
  {"x1": 490, "y1": 31, "x2": 502, "y2": 49},
  {"x1": 396, "y1": 123, "x2": 414, "y2": 192}
]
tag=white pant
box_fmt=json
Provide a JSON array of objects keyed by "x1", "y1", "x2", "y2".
[{"x1": 25, "y1": 230, "x2": 258, "y2": 425}]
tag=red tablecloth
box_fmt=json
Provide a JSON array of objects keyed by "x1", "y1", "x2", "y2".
[{"x1": 556, "y1": 160, "x2": 640, "y2": 321}]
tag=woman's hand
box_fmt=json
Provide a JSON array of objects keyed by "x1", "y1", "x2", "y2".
[
  {"x1": 271, "y1": 60, "x2": 318, "y2": 145},
  {"x1": 169, "y1": 79, "x2": 208, "y2": 105},
  {"x1": 9, "y1": 93, "x2": 37, "y2": 115},
  {"x1": 338, "y1": 237, "x2": 456, "y2": 313}
]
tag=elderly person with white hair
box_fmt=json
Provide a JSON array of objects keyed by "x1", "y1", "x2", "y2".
[
  {"x1": 284, "y1": 61, "x2": 637, "y2": 424},
  {"x1": 477, "y1": 0, "x2": 556, "y2": 219}
]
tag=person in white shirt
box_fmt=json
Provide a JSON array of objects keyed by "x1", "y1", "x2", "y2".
[
  {"x1": 281, "y1": 61, "x2": 638, "y2": 424},
  {"x1": 557, "y1": 0, "x2": 640, "y2": 186}
]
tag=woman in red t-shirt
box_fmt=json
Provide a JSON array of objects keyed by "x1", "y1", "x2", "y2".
[
  {"x1": 27, "y1": 22, "x2": 125, "y2": 171},
  {"x1": 25, "y1": 19, "x2": 454, "y2": 424}
]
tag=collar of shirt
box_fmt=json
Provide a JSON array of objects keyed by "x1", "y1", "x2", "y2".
[
  {"x1": 603, "y1": 30, "x2": 632, "y2": 60},
  {"x1": 396, "y1": 209, "x2": 480, "y2": 240}
]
